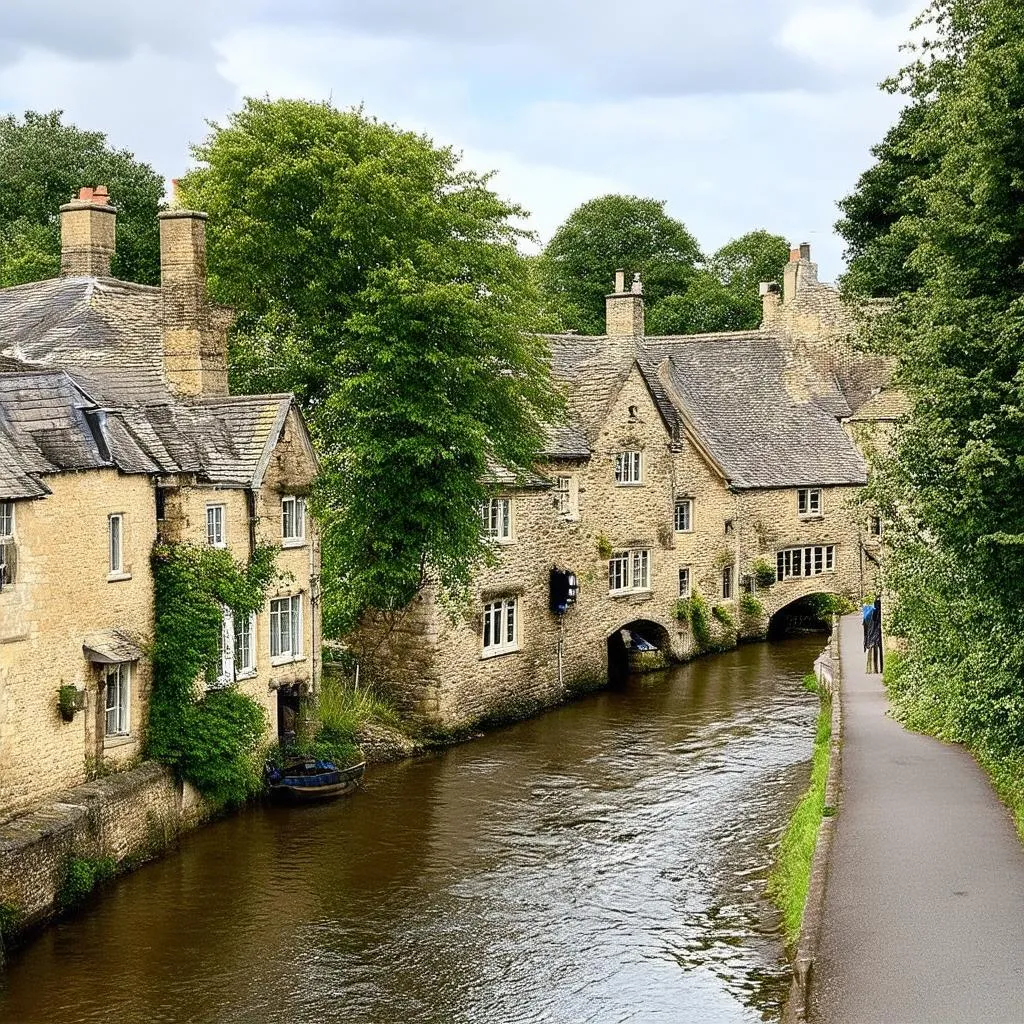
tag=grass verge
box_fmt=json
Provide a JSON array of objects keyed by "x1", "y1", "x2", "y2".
[{"x1": 768, "y1": 672, "x2": 833, "y2": 946}]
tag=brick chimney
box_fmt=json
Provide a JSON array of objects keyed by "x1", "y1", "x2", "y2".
[
  {"x1": 158, "y1": 207, "x2": 228, "y2": 397},
  {"x1": 605, "y1": 269, "x2": 645, "y2": 337},
  {"x1": 783, "y1": 242, "x2": 817, "y2": 305},
  {"x1": 60, "y1": 186, "x2": 116, "y2": 277}
]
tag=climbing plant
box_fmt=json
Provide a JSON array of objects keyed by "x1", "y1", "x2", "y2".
[{"x1": 148, "y1": 542, "x2": 279, "y2": 806}]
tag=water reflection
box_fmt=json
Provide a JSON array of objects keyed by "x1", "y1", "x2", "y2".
[{"x1": 0, "y1": 636, "x2": 820, "y2": 1024}]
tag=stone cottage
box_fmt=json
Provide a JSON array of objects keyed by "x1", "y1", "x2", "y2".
[
  {"x1": 0, "y1": 188, "x2": 319, "y2": 818},
  {"x1": 354, "y1": 247, "x2": 897, "y2": 731}
]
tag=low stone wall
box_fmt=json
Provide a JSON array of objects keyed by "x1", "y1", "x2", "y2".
[{"x1": 0, "y1": 761, "x2": 214, "y2": 957}]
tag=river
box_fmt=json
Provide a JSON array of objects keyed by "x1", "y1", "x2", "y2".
[{"x1": 0, "y1": 635, "x2": 822, "y2": 1024}]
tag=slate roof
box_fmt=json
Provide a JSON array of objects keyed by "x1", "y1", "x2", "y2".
[
  {"x1": 0, "y1": 275, "x2": 307, "y2": 500},
  {"x1": 543, "y1": 329, "x2": 869, "y2": 490}
]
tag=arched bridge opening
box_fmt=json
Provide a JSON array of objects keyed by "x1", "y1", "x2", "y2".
[
  {"x1": 607, "y1": 619, "x2": 672, "y2": 681},
  {"x1": 767, "y1": 592, "x2": 846, "y2": 640}
]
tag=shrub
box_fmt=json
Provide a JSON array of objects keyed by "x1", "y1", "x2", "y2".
[
  {"x1": 739, "y1": 593, "x2": 764, "y2": 618},
  {"x1": 689, "y1": 592, "x2": 712, "y2": 648},
  {"x1": 595, "y1": 533, "x2": 613, "y2": 560},
  {"x1": 57, "y1": 855, "x2": 116, "y2": 910},
  {"x1": 712, "y1": 603, "x2": 735, "y2": 628},
  {"x1": 57, "y1": 684, "x2": 78, "y2": 722},
  {"x1": 0, "y1": 901, "x2": 21, "y2": 942},
  {"x1": 752, "y1": 558, "x2": 777, "y2": 589}
]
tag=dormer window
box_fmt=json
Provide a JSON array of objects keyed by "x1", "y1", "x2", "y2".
[
  {"x1": 282, "y1": 496, "x2": 306, "y2": 546},
  {"x1": 614, "y1": 451, "x2": 642, "y2": 485},
  {"x1": 797, "y1": 488, "x2": 822, "y2": 518}
]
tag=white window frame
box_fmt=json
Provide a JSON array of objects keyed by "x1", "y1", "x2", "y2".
[
  {"x1": 108, "y1": 513, "x2": 125, "y2": 577},
  {"x1": 210, "y1": 607, "x2": 236, "y2": 688},
  {"x1": 482, "y1": 596, "x2": 519, "y2": 657},
  {"x1": 869, "y1": 515, "x2": 883, "y2": 539},
  {"x1": 797, "y1": 488, "x2": 823, "y2": 518},
  {"x1": 270, "y1": 594, "x2": 304, "y2": 663},
  {"x1": 104, "y1": 662, "x2": 131, "y2": 738},
  {"x1": 678, "y1": 566, "x2": 691, "y2": 598},
  {"x1": 235, "y1": 612, "x2": 256, "y2": 677},
  {"x1": 481, "y1": 497, "x2": 513, "y2": 543},
  {"x1": 674, "y1": 497, "x2": 693, "y2": 533},
  {"x1": 614, "y1": 451, "x2": 643, "y2": 486},
  {"x1": 776, "y1": 545, "x2": 837, "y2": 581},
  {"x1": 281, "y1": 495, "x2": 307, "y2": 547},
  {"x1": 206, "y1": 503, "x2": 226, "y2": 548},
  {"x1": 0, "y1": 501, "x2": 12, "y2": 539},
  {"x1": 609, "y1": 549, "x2": 651, "y2": 595}
]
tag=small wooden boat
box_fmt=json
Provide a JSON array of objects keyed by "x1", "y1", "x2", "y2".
[{"x1": 265, "y1": 758, "x2": 366, "y2": 802}]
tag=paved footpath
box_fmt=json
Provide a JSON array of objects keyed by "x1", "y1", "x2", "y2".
[{"x1": 811, "y1": 614, "x2": 1024, "y2": 1024}]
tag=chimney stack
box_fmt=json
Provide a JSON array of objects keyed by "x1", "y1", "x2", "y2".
[
  {"x1": 60, "y1": 186, "x2": 116, "y2": 277},
  {"x1": 783, "y1": 242, "x2": 817, "y2": 305},
  {"x1": 605, "y1": 269, "x2": 645, "y2": 338},
  {"x1": 158, "y1": 208, "x2": 228, "y2": 397}
]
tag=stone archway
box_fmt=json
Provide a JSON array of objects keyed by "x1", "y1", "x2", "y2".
[
  {"x1": 607, "y1": 618, "x2": 672, "y2": 680},
  {"x1": 767, "y1": 591, "x2": 846, "y2": 639}
]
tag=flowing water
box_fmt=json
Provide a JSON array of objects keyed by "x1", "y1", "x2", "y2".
[{"x1": 0, "y1": 635, "x2": 822, "y2": 1024}]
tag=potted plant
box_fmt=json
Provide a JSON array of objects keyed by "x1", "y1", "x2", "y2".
[{"x1": 58, "y1": 684, "x2": 80, "y2": 723}]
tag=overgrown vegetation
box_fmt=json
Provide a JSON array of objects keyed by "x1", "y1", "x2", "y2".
[
  {"x1": 0, "y1": 900, "x2": 21, "y2": 942},
  {"x1": 751, "y1": 558, "x2": 777, "y2": 590},
  {"x1": 739, "y1": 593, "x2": 764, "y2": 618},
  {"x1": 148, "y1": 542, "x2": 279, "y2": 806},
  {"x1": 57, "y1": 855, "x2": 116, "y2": 910},
  {"x1": 768, "y1": 673, "x2": 833, "y2": 945},
  {"x1": 178, "y1": 99, "x2": 563, "y2": 637},
  {"x1": 675, "y1": 591, "x2": 713, "y2": 650},
  {"x1": 712, "y1": 603, "x2": 734, "y2": 628},
  {"x1": 839, "y1": 0, "x2": 1024, "y2": 829}
]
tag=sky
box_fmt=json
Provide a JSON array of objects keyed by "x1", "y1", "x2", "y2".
[{"x1": 0, "y1": 0, "x2": 920, "y2": 283}]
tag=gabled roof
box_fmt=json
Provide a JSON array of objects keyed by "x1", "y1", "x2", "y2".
[{"x1": 0, "y1": 274, "x2": 314, "y2": 498}]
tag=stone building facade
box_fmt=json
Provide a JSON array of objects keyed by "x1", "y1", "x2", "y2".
[
  {"x1": 0, "y1": 188, "x2": 319, "y2": 818},
  {"x1": 354, "y1": 247, "x2": 897, "y2": 732}
]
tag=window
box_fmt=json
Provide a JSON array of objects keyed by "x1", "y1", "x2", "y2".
[
  {"x1": 108, "y1": 513, "x2": 124, "y2": 575},
  {"x1": 481, "y1": 497, "x2": 512, "y2": 542},
  {"x1": 776, "y1": 545, "x2": 837, "y2": 581},
  {"x1": 797, "y1": 488, "x2": 822, "y2": 517},
  {"x1": 482, "y1": 596, "x2": 519, "y2": 656},
  {"x1": 282, "y1": 496, "x2": 306, "y2": 545},
  {"x1": 155, "y1": 488, "x2": 166, "y2": 522},
  {"x1": 0, "y1": 502, "x2": 14, "y2": 591},
  {"x1": 553, "y1": 476, "x2": 572, "y2": 515},
  {"x1": 678, "y1": 567, "x2": 691, "y2": 598},
  {"x1": 235, "y1": 613, "x2": 255, "y2": 676},
  {"x1": 614, "y1": 451, "x2": 642, "y2": 485},
  {"x1": 104, "y1": 663, "x2": 130, "y2": 737},
  {"x1": 212, "y1": 608, "x2": 235, "y2": 688},
  {"x1": 869, "y1": 515, "x2": 883, "y2": 538},
  {"x1": 0, "y1": 501, "x2": 12, "y2": 539},
  {"x1": 270, "y1": 595, "x2": 303, "y2": 661},
  {"x1": 206, "y1": 504, "x2": 226, "y2": 547},
  {"x1": 722, "y1": 565, "x2": 733, "y2": 599},
  {"x1": 609, "y1": 549, "x2": 651, "y2": 595},
  {"x1": 674, "y1": 498, "x2": 693, "y2": 533}
]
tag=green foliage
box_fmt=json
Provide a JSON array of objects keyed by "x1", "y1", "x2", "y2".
[
  {"x1": 751, "y1": 558, "x2": 777, "y2": 589},
  {"x1": 57, "y1": 855, "x2": 116, "y2": 910},
  {"x1": 0, "y1": 110, "x2": 164, "y2": 286},
  {"x1": 595, "y1": 533, "x2": 613, "y2": 560},
  {"x1": 0, "y1": 901, "x2": 21, "y2": 941},
  {"x1": 739, "y1": 593, "x2": 764, "y2": 618},
  {"x1": 712, "y1": 603, "x2": 735, "y2": 627},
  {"x1": 179, "y1": 99, "x2": 562, "y2": 636},
  {"x1": 768, "y1": 690, "x2": 833, "y2": 944},
  {"x1": 536, "y1": 197, "x2": 787, "y2": 336},
  {"x1": 802, "y1": 672, "x2": 821, "y2": 694},
  {"x1": 148, "y1": 542, "x2": 278, "y2": 805},
  {"x1": 802, "y1": 594, "x2": 856, "y2": 623},
  {"x1": 850, "y1": 0, "x2": 1024, "y2": 778},
  {"x1": 676, "y1": 591, "x2": 713, "y2": 649},
  {"x1": 57, "y1": 684, "x2": 78, "y2": 720},
  {"x1": 535, "y1": 194, "x2": 701, "y2": 335}
]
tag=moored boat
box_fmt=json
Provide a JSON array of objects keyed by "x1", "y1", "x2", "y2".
[{"x1": 265, "y1": 758, "x2": 366, "y2": 802}]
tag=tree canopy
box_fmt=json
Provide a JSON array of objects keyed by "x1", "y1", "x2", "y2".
[
  {"x1": 0, "y1": 110, "x2": 164, "y2": 286},
  {"x1": 535, "y1": 194, "x2": 702, "y2": 335},
  {"x1": 536, "y1": 196, "x2": 787, "y2": 335},
  {"x1": 178, "y1": 98, "x2": 562, "y2": 635},
  {"x1": 854, "y1": 0, "x2": 1024, "y2": 756}
]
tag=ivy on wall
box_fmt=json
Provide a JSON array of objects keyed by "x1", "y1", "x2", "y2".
[{"x1": 148, "y1": 542, "x2": 279, "y2": 806}]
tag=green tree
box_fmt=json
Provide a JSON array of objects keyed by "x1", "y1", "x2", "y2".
[
  {"x1": 535, "y1": 194, "x2": 702, "y2": 335},
  {"x1": 646, "y1": 272, "x2": 749, "y2": 335},
  {"x1": 861, "y1": 0, "x2": 1024, "y2": 755},
  {"x1": 0, "y1": 110, "x2": 165, "y2": 286},
  {"x1": 178, "y1": 99, "x2": 562, "y2": 635},
  {"x1": 708, "y1": 230, "x2": 790, "y2": 327}
]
